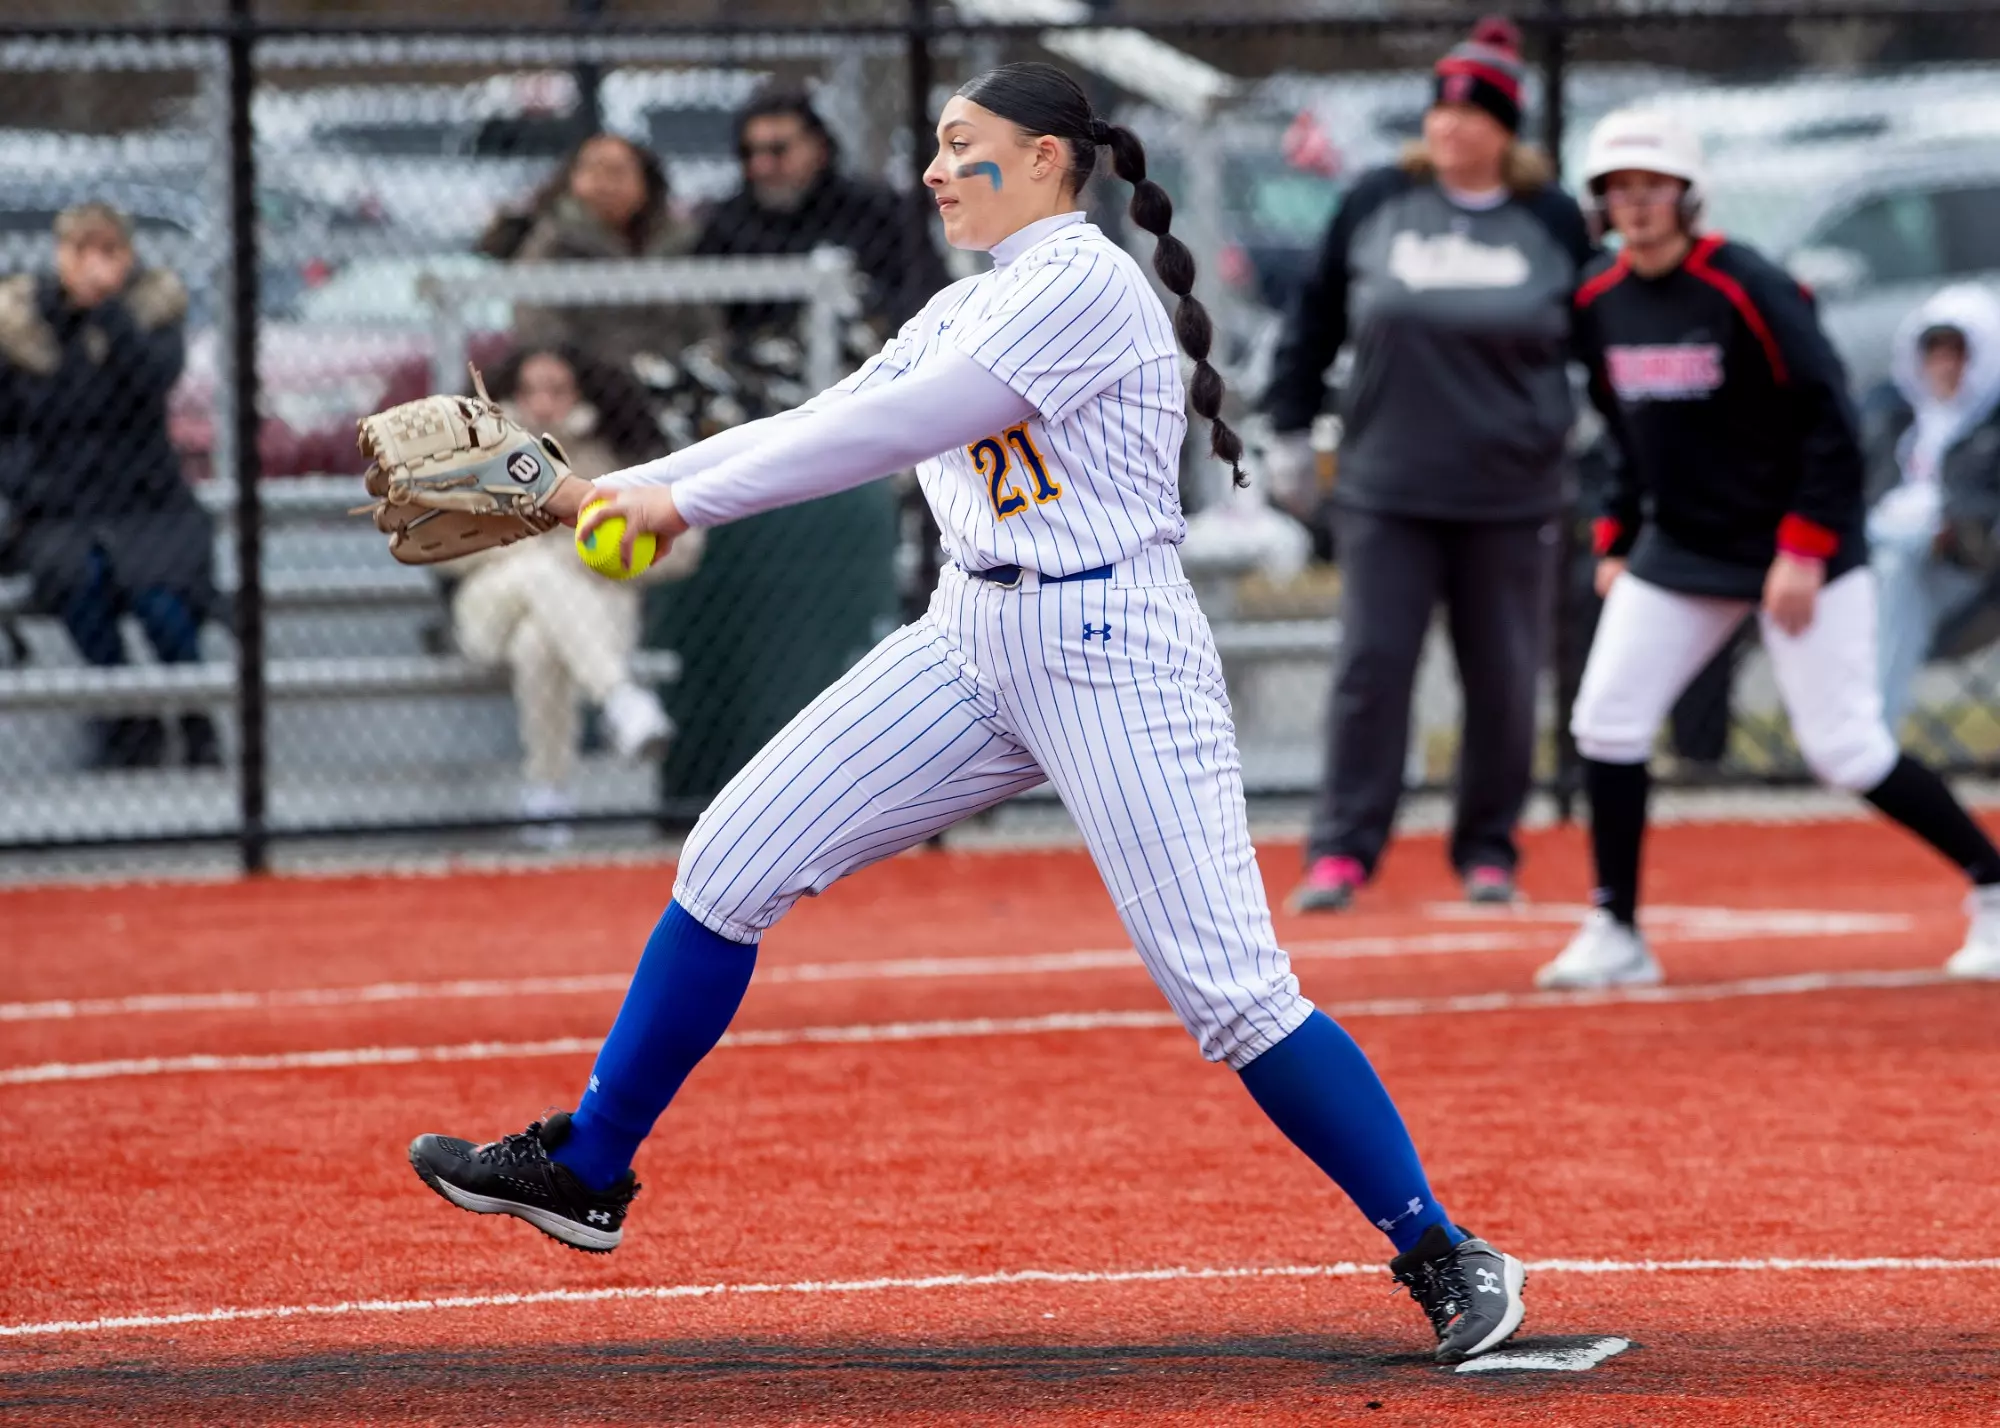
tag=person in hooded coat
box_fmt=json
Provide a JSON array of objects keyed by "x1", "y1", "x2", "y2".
[
  {"x1": 1863, "y1": 283, "x2": 2000, "y2": 733},
  {"x1": 0, "y1": 201, "x2": 217, "y2": 769}
]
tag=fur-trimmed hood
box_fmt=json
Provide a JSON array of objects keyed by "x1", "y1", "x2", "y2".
[{"x1": 0, "y1": 267, "x2": 187, "y2": 377}]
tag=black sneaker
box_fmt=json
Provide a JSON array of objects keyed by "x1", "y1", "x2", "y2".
[
  {"x1": 1389, "y1": 1223, "x2": 1527, "y2": 1363},
  {"x1": 408, "y1": 1111, "x2": 638, "y2": 1253}
]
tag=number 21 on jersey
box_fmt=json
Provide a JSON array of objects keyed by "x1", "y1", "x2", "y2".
[{"x1": 968, "y1": 423, "x2": 1062, "y2": 520}]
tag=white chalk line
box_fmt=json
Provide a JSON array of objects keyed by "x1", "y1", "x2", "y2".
[
  {"x1": 0, "y1": 906, "x2": 1913, "y2": 1026},
  {"x1": 5, "y1": 1254, "x2": 1996, "y2": 1342},
  {"x1": 0, "y1": 966, "x2": 1961, "y2": 1087}
]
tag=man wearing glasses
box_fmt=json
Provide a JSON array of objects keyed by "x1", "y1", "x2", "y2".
[{"x1": 695, "y1": 86, "x2": 950, "y2": 345}]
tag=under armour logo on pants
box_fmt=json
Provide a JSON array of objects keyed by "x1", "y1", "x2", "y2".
[{"x1": 1083, "y1": 623, "x2": 1113, "y2": 643}]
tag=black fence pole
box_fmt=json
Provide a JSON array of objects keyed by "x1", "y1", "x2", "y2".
[
  {"x1": 228, "y1": 0, "x2": 268, "y2": 874},
  {"x1": 572, "y1": 0, "x2": 604, "y2": 134},
  {"x1": 1539, "y1": 0, "x2": 1567, "y2": 168},
  {"x1": 905, "y1": 0, "x2": 946, "y2": 629}
]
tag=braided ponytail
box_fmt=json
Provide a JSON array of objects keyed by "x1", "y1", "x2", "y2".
[
  {"x1": 1099, "y1": 122, "x2": 1245, "y2": 485},
  {"x1": 956, "y1": 61, "x2": 1246, "y2": 486}
]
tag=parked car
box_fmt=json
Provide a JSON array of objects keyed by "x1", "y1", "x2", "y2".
[
  {"x1": 170, "y1": 255, "x2": 515, "y2": 480},
  {"x1": 1697, "y1": 140, "x2": 2000, "y2": 393}
]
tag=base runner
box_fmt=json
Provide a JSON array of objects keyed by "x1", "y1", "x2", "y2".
[{"x1": 1541, "y1": 107, "x2": 2000, "y2": 989}]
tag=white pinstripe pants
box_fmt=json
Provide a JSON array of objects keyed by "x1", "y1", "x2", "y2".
[{"x1": 672, "y1": 545, "x2": 1314, "y2": 1067}]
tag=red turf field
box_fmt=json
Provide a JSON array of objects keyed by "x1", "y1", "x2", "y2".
[{"x1": 3, "y1": 815, "x2": 1998, "y2": 1425}]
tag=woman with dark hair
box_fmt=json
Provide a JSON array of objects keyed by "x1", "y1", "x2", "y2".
[
  {"x1": 1264, "y1": 17, "x2": 1595, "y2": 914},
  {"x1": 409, "y1": 62, "x2": 1527, "y2": 1365},
  {"x1": 479, "y1": 132, "x2": 710, "y2": 369}
]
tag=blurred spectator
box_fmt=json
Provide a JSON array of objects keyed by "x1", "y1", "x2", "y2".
[
  {"x1": 1261, "y1": 17, "x2": 1593, "y2": 913},
  {"x1": 449, "y1": 346, "x2": 701, "y2": 846},
  {"x1": 479, "y1": 133, "x2": 711, "y2": 372},
  {"x1": 0, "y1": 202, "x2": 217, "y2": 770},
  {"x1": 1865, "y1": 284, "x2": 2000, "y2": 733},
  {"x1": 695, "y1": 85, "x2": 949, "y2": 343}
]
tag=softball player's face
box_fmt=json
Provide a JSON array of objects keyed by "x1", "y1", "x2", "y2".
[
  {"x1": 925, "y1": 97, "x2": 1068, "y2": 252},
  {"x1": 1602, "y1": 170, "x2": 1687, "y2": 248}
]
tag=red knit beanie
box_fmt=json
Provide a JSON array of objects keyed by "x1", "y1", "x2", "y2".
[{"x1": 1434, "y1": 16, "x2": 1525, "y2": 134}]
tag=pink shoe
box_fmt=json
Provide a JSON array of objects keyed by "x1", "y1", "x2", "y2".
[
  {"x1": 1464, "y1": 865, "x2": 1517, "y2": 905},
  {"x1": 1288, "y1": 855, "x2": 1364, "y2": 913}
]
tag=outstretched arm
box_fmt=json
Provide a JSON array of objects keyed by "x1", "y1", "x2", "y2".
[
  {"x1": 577, "y1": 353, "x2": 1035, "y2": 553},
  {"x1": 673, "y1": 353, "x2": 1033, "y2": 525},
  {"x1": 597, "y1": 394, "x2": 846, "y2": 491},
  {"x1": 599, "y1": 290, "x2": 954, "y2": 492}
]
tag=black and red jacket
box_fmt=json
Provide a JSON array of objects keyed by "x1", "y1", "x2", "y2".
[{"x1": 1573, "y1": 233, "x2": 1868, "y2": 598}]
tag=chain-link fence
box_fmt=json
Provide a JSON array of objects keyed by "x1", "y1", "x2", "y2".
[{"x1": 3, "y1": 3, "x2": 1999, "y2": 867}]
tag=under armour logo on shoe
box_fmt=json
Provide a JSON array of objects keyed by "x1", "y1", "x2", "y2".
[
  {"x1": 1082, "y1": 623, "x2": 1113, "y2": 643},
  {"x1": 1374, "y1": 1197, "x2": 1425, "y2": 1232},
  {"x1": 1474, "y1": 1266, "x2": 1502, "y2": 1295},
  {"x1": 586, "y1": 1209, "x2": 613, "y2": 1225}
]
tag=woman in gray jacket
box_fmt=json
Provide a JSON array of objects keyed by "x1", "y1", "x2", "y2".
[{"x1": 1264, "y1": 17, "x2": 1592, "y2": 911}]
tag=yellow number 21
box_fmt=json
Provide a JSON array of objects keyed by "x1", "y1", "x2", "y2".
[{"x1": 967, "y1": 423, "x2": 1062, "y2": 520}]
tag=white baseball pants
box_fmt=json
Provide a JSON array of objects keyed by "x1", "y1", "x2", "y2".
[
  {"x1": 1571, "y1": 568, "x2": 1899, "y2": 791},
  {"x1": 671, "y1": 545, "x2": 1313, "y2": 1068}
]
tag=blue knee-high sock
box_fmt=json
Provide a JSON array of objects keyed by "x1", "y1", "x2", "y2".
[
  {"x1": 1237, "y1": 1010, "x2": 1462, "y2": 1255},
  {"x1": 554, "y1": 901, "x2": 758, "y2": 1191}
]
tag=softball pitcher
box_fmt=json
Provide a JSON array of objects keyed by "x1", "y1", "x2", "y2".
[{"x1": 391, "y1": 63, "x2": 1527, "y2": 1363}]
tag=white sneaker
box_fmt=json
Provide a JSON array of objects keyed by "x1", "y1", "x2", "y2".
[
  {"x1": 602, "y1": 683, "x2": 673, "y2": 761},
  {"x1": 520, "y1": 783, "x2": 575, "y2": 851},
  {"x1": 1945, "y1": 885, "x2": 2000, "y2": 979},
  {"x1": 1534, "y1": 910, "x2": 1662, "y2": 990}
]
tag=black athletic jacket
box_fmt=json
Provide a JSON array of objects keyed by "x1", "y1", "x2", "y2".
[
  {"x1": 1264, "y1": 165, "x2": 1594, "y2": 522},
  {"x1": 1574, "y1": 233, "x2": 1868, "y2": 598}
]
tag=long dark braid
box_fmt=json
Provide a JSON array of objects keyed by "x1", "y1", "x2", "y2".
[{"x1": 957, "y1": 63, "x2": 1246, "y2": 485}]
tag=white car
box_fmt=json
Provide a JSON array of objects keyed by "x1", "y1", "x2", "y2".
[{"x1": 1699, "y1": 140, "x2": 2000, "y2": 394}]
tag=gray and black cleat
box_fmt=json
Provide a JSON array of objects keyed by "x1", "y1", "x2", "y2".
[
  {"x1": 408, "y1": 1110, "x2": 638, "y2": 1253},
  {"x1": 1390, "y1": 1223, "x2": 1528, "y2": 1363}
]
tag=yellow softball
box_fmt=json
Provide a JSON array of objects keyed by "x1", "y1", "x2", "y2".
[{"x1": 575, "y1": 499, "x2": 657, "y2": 580}]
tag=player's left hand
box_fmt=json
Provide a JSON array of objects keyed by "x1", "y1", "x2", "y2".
[
  {"x1": 576, "y1": 485, "x2": 691, "y2": 568},
  {"x1": 1763, "y1": 552, "x2": 1825, "y2": 636}
]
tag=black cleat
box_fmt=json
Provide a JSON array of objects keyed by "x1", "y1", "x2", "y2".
[
  {"x1": 1390, "y1": 1223, "x2": 1527, "y2": 1363},
  {"x1": 408, "y1": 1111, "x2": 638, "y2": 1253}
]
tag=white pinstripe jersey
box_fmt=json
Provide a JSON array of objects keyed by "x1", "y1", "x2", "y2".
[{"x1": 837, "y1": 211, "x2": 1189, "y2": 577}]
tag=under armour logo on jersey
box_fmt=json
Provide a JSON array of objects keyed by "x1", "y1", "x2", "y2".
[
  {"x1": 1474, "y1": 1266, "x2": 1503, "y2": 1295},
  {"x1": 586, "y1": 1209, "x2": 613, "y2": 1225},
  {"x1": 1374, "y1": 1197, "x2": 1425, "y2": 1232},
  {"x1": 588, "y1": 1074, "x2": 601, "y2": 1093},
  {"x1": 1082, "y1": 623, "x2": 1113, "y2": 643}
]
